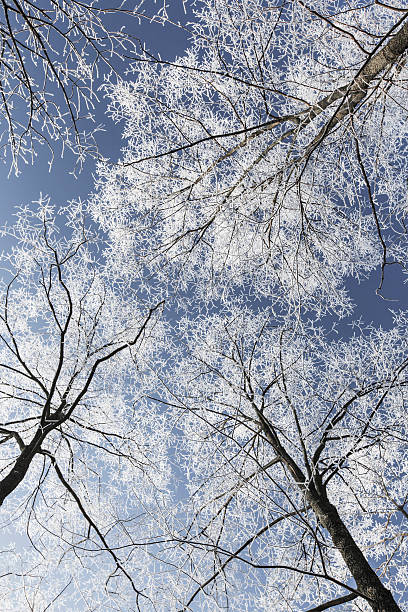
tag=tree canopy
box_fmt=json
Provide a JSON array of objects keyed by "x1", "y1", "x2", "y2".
[{"x1": 1, "y1": 1, "x2": 408, "y2": 611}]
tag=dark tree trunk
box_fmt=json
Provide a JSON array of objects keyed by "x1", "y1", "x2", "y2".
[
  {"x1": 257, "y1": 410, "x2": 401, "y2": 611},
  {"x1": 0, "y1": 428, "x2": 45, "y2": 506},
  {"x1": 308, "y1": 491, "x2": 401, "y2": 612}
]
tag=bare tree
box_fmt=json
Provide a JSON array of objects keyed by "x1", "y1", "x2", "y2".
[
  {"x1": 0, "y1": 201, "x2": 165, "y2": 609},
  {"x1": 149, "y1": 309, "x2": 408, "y2": 611},
  {"x1": 87, "y1": 1, "x2": 408, "y2": 610}
]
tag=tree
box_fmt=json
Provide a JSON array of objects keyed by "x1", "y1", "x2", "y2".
[
  {"x1": 0, "y1": 201, "x2": 167, "y2": 610},
  {"x1": 94, "y1": 0, "x2": 408, "y2": 314},
  {"x1": 86, "y1": 0, "x2": 408, "y2": 610},
  {"x1": 0, "y1": 0, "x2": 170, "y2": 174},
  {"x1": 146, "y1": 309, "x2": 408, "y2": 611}
]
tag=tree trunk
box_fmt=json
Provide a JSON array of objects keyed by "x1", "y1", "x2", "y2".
[
  {"x1": 308, "y1": 491, "x2": 401, "y2": 612},
  {"x1": 0, "y1": 428, "x2": 45, "y2": 506}
]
